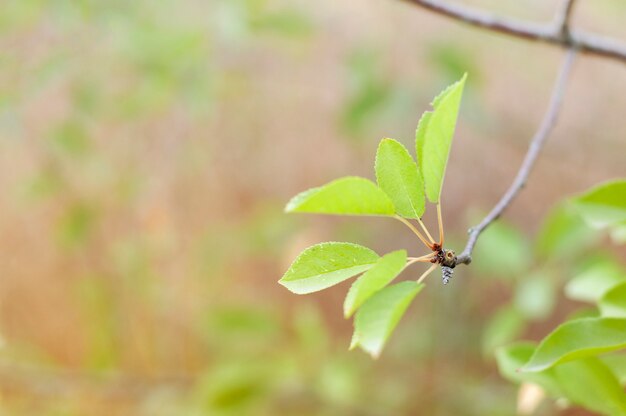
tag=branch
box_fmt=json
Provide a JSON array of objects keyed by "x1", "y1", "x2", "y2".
[
  {"x1": 455, "y1": 48, "x2": 577, "y2": 265},
  {"x1": 556, "y1": 0, "x2": 577, "y2": 39},
  {"x1": 400, "y1": 0, "x2": 626, "y2": 64}
]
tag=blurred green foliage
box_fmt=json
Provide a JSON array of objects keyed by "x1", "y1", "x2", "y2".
[{"x1": 0, "y1": 1, "x2": 624, "y2": 415}]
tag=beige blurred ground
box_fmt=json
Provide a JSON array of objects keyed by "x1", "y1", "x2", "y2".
[{"x1": 0, "y1": 0, "x2": 624, "y2": 414}]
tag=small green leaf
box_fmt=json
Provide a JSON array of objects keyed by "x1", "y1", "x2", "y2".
[
  {"x1": 279, "y1": 242, "x2": 379, "y2": 294},
  {"x1": 350, "y1": 281, "x2": 423, "y2": 358},
  {"x1": 564, "y1": 258, "x2": 625, "y2": 303},
  {"x1": 571, "y1": 180, "x2": 626, "y2": 228},
  {"x1": 285, "y1": 177, "x2": 395, "y2": 216},
  {"x1": 415, "y1": 74, "x2": 466, "y2": 203},
  {"x1": 600, "y1": 283, "x2": 626, "y2": 318},
  {"x1": 522, "y1": 318, "x2": 626, "y2": 372},
  {"x1": 375, "y1": 138, "x2": 425, "y2": 219},
  {"x1": 343, "y1": 250, "x2": 407, "y2": 318}
]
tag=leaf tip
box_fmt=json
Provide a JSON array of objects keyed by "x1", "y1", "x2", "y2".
[
  {"x1": 277, "y1": 278, "x2": 307, "y2": 295},
  {"x1": 349, "y1": 338, "x2": 358, "y2": 351}
]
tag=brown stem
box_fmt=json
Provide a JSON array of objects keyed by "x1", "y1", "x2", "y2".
[
  {"x1": 399, "y1": 0, "x2": 626, "y2": 64},
  {"x1": 455, "y1": 48, "x2": 576, "y2": 265}
]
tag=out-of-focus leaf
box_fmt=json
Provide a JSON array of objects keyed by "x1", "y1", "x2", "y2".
[
  {"x1": 553, "y1": 358, "x2": 626, "y2": 415},
  {"x1": 428, "y1": 43, "x2": 480, "y2": 84},
  {"x1": 196, "y1": 361, "x2": 271, "y2": 412},
  {"x1": 50, "y1": 119, "x2": 90, "y2": 156},
  {"x1": 293, "y1": 302, "x2": 331, "y2": 354},
  {"x1": 251, "y1": 9, "x2": 313, "y2": 37},
  {"x1": 207, "y1": 306, "x2": 280, "y2": 340},
  {"x1": 342, "y1": 83, "x2": 391, "y2": 136},
  {"x1": 316, "y1": 357, "x2": 361, "y2": 406},
  {"x1": 375, "y1": 138, "x2": 425, "y2": 219},
  {"x1": 514, "y1": 272, "x2": 556, "y2": 320},
  {"x1": 571, "y1": 180, "x2": 626, "y2": 228},
  {"x1": 341, "y1": 48, "x2": 393, "y2": 136},
  {"x1": 495, "y1": 342, "x2": 563, "y2": 397},
  {"x1": 23, "y1": 169, "x2": 63, "y2": 200},
  {"x1": 499, "y1": 345, "x2": 626, "y2": 414},
  {"x1": 564, "y1": 258, "x2": 625, "y2": 303},
  {"x1": 522, "y1": 318, "x2": 626, "y2": 372},
  {"x1": 472, "y1": 221, "x2": 531, "y2": 277},
  {"x1": 600, "y1": 283, "x2": 626, "y2": 318},
  {"x1": 285, "y1": 177, "x2": 395, "y2": 216},
  {"x1": 344, "y1": 250, "x2": 406, "y2": 318},
  {"x1": 482, "y1": 306, "x2": 525, "y2": 355},
  {"x1": 293, "y1": 302, "x2": 330, "y2": 353},
  {"x1": 415, "y1": 74, "x2": 466, "y2": 203},
  {"x1": 74, "y1": 276, "x2": 118, "y2": 370},
  {"x1": 57, "y1": 202, "x2": 96, "y2": 248},
  {"x1": 535, "y1": 203, "x2": 595, "y2": 260},
  {"x1": 602, "y1": 354, "x2": 626, "y2": 385},
  {"x1": 279, "y1": 242, "x2": 379, "y2": 294},
  {"x1": 350, "y1": 281, "x2": 423, "y2": 358}
]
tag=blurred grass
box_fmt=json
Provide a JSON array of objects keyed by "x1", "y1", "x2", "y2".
[{"x1": 0, "y1": 0, "x2": 625, "y2": 415}]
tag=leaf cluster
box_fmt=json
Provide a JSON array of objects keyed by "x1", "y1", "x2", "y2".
[
  {"x1": 494, "y1": 180, "x2": 626, "y2": 415},
  {"x1": 280, "y1": 75, "x2": 467, "y2": 357}
]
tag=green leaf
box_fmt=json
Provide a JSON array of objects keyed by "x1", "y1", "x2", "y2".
[
  {"x1": 415, "y1": 74, "x2": 467, "y2": 203},
  {"x1": 602, "y1": 354, "x2": 626, "y2": 385},
  {"x1": 285, "y1": 176, "x2": 395, "y2": 216},
  {"x1": 553, "y1": 358, "x2": 626, "y2": 416},
  {"x1": 495, "y1": 342, "x2": 563, "y2": 397},
  {"x1": 279, "y1": 242, "x2": 379, "y2": 294},
  {"x1": 375, "y1": 138, "x2": 425, "y2": 219},
  {"x1": 498, "y1": 344, "x2": 626, "y2": 414},
  {"x1": 522, "y1": 318, "x2": 626, "y2": 372},
  {"x1": 564, "y1": 258, "x2": 625, "y2": 303},
  {"x1": 343, "y1": 250, "x2": 407, "y2": 318},
  {"x1": 535, "y1": 203, "x2": 596, "y2": 260},
  {"x1": 600, "y1": 283, "x2": 626, "y2": 318},
  {"x1": 350, "y1": 281, "x2": 423, "y2": 358},
  {"x1": 571, "y1": 180, "x2": 626, "y2": 228}
]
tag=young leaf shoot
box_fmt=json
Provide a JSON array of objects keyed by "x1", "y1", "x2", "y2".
[{"x1": 281, "y1": 75, "x2": 467, "y2": 356}]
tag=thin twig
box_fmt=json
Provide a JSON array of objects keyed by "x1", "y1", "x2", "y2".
[
  {"x1": 556, "y1": 0, "x2": 577, "y2": 39},
  {"x1": 399, "y1": 0, "x2": 626, "y2": 64},
  {"x1": 455, "y1": 48, "x2": 577, "y2": 265}
]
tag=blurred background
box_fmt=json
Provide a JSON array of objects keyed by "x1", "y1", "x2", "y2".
[{"x1": 0, "y1": 0, "x2": 625, "y2": 414}]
